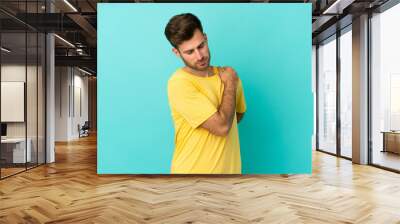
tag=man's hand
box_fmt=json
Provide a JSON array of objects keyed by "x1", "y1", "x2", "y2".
[
  {"x1": 219, "y1": 66, "x2": 238, "y2": 88},
  {"x1": 199, "y1": 66, "x2": 239, "y2": 136}
]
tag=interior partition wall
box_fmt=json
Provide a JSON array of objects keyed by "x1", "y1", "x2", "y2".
[{"x1": 0, "y1": 1, "x2": 46, "y2": 179}]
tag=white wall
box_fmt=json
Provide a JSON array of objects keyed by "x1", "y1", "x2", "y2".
[
  {"x1": 55, "y1": 66, "x2": 70, "y2": 141},
  {"x1": 73, "y1": 73, "x2": 89, "y2": 137},
  {"x1": 55, "y1": 67, "x2": 89, "y2": 141},
  {"x1": 1, "y1": 65, "x2": 42, "y2": 137}
]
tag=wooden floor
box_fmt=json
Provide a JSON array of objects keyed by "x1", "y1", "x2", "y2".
[
  {"x1": 1, "y1": 167, "x2": 26, "y2": 178},
  {"x1": 1, "y1": 163, "x2": 46, "y2": 178},
  {"x1": 1, "y1": 134, "x2": 400, "y2": 224}
]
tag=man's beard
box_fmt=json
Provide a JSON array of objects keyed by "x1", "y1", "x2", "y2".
[{"x1": 182, "y1": 54, "x2": 211, "y2": 72}]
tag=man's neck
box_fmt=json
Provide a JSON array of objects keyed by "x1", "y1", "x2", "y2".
[{"x1": 184, "y1": 66, "x2": 213, "y2": 77}]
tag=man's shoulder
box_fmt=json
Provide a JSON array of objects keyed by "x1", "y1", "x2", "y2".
[{"x1": 168, "y1": 68, "x2": 192, "y2": 85}]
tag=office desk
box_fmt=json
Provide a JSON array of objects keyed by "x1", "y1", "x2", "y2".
[
  {"x1": 381, "y1": 131, "x2": 400, "y2": 154},
  {"x1": 1, "y1": 138, "x2": 32, "y2": 163}
]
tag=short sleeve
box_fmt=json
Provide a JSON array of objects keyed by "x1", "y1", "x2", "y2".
[
  {"x1": 168, "y1": 78, "x2": 217, "y2": 128},
  {"x1": 236, "y1": 79, "x2": 247, "y2": 113}
]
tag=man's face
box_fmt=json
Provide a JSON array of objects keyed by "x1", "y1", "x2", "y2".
[{"x1": 173, "y1": 29, "x2": 211, "y2": 71}]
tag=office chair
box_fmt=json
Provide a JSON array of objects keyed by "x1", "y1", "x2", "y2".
[{"x1": 79, "y1": 121, "x2": 90, "y2": 138}]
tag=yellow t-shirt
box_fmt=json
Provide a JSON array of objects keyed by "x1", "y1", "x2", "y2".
[{"x1": 167, "y1": 66, "x2": 246, "y2": 174}]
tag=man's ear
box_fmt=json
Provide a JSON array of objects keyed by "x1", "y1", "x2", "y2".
[
  {"x1": 172, "y1": 48, "x2": 180, "y2": 58},
  {"x1": 204, "y1": 33, "x2": 207, "y2": 41}
]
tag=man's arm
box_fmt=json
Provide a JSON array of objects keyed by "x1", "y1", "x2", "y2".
[
  {"x1": 200, "y1": 67, "x2": 238, "y2": 136},
  {"x1": 237, "y1": 113, "x2": 244, "y2": 123}
]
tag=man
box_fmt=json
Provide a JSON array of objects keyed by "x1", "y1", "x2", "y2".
[{"x1": 164, "y1": 13, "x2": 246, "y2": 174}]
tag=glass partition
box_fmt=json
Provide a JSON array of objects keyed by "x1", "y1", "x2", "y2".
[
  {"x1": 1, "y1": 31, "x2": 28, "y2": 178},
  {"x1": 0, "y1": 1, "x2": 46, "y2": 179}
]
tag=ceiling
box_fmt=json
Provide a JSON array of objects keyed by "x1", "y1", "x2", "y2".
[{"x1": 0, "y1": 0, "x2": 394, "y2": 75}]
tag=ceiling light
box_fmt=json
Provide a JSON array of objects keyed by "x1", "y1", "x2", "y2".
[
  {"x1": 63, "y1": 0, "x2": 78, "y2": 12},
  {"x1": 322, "y1": 0, "x2": 354, "y2": 15},
  {"x1": 1, "y1": 47, "x2": 11, "y2": 53},
  {"x1": 54, "y1": 34, "x2": 75, "y2": 48},
  {"x1": 78, "y1": 67, "x2": 93, "y2": 76}
]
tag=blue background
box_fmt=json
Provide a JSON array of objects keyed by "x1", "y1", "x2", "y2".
[{"x1": 98, "y1": 3, "x2": 313, "y2": 174}]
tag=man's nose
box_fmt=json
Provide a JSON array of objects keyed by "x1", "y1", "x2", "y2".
[{"x1": 194, "y1": 50, "x2": 203, "y2": 60}]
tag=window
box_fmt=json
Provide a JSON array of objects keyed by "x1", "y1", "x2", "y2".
[
  {"x1": 371, "y1": 2, "x2": 400, "y2": 171},
  {"x1": 339, "y1": 28, "x2": 352, "y2": 158},
  {"x1": 317, "y1": 35, "x2": 337, "y2": 154}
]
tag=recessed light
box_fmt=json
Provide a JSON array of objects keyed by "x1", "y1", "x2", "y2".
[
  {"x1": 63, "y1": 0, "x2": 78, "y2": 12},
  {"x1": 1, "y1": 47, "x2": 11, "y2": 53},
  {"x1": 78, "y1": 67, "x2": 93, "y2": 76},
  {"x1": 54, "y1": 34, "x2": 75, "y2": 48}
]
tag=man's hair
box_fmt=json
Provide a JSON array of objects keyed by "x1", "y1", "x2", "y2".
[{"x1": 164, "y1": 13, "x2": 203, "y2": 49}]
